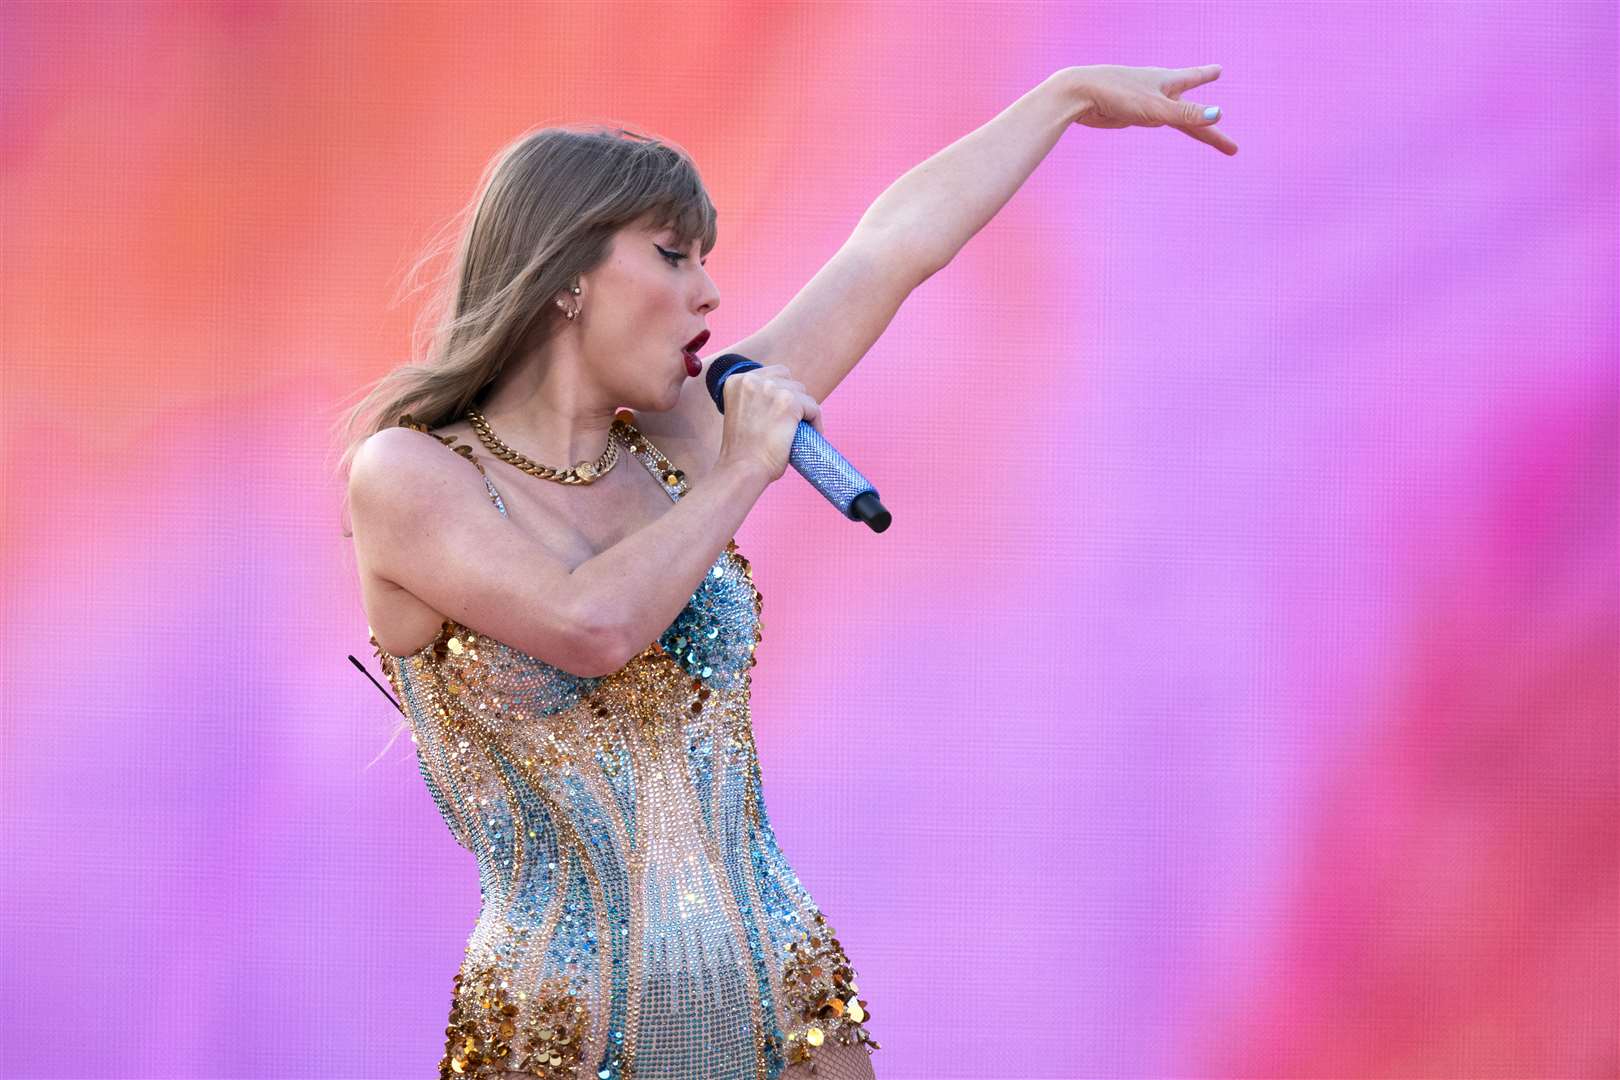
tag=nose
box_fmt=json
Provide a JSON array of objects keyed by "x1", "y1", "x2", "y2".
[{"x1": 695, "y1": 265, "x2": 720, "y2": 314}]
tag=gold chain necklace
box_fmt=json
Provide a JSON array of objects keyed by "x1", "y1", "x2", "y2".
[{"x1": 465, "y1": 409, "x2": 621, "y2": 485}]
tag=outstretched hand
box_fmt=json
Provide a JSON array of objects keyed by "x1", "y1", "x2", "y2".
[{"x1": 1065, "y1": 64, "x2": 1237, "y2": 156}]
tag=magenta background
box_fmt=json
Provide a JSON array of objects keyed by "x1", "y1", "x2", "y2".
[{"x1": 2, "y1": 2, "x2": 1615, "y2": 1078}]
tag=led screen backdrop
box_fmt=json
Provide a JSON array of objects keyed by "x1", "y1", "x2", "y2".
[{"x1": 2, "y1": 2, "x2": 1614, "y2": 1077}]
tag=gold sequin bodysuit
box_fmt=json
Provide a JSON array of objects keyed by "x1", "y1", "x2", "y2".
[{"x1": 369, "y1": 413, "x2": 879, "y2": 1080}]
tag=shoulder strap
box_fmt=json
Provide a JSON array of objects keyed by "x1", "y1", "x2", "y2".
[
  {"x1": 612, "y1": 412, "x2": 689, "y2": 503},
  {"x1": 397, "y1": 414, "x2": 507, "y2": 517}
]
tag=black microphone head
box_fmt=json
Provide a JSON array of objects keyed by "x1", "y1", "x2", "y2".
[{"x1": 705, "y1": 353, "x2": 761, "y2": 412}]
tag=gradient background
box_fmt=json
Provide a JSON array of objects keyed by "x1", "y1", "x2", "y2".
[{"x1": 2, "y1": 2, "x2": 1615, "y2": 1078}]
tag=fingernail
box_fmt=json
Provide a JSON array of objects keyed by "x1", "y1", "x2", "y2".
[{"x1": 1203, "y1": 106, "x2": 1221, "y2": 121}]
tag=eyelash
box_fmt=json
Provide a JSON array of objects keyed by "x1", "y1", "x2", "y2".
[{"x1": 656, "y1": 244, "x2": 706, "y2": 268}]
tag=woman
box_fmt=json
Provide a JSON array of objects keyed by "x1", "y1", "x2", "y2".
[{"x1": 337, "y1": 64, "x2": 1232, "y2": 1080}]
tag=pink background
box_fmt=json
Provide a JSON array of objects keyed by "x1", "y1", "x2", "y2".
[{"x1": 2, "y1": 2, "x2": 1614, "y2": 1077}]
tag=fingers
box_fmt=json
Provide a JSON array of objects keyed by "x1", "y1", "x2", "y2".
[
  {"x1": 1178, "y1": 122, "x2": 1239, "y2": 156},
  {"x1": 1170, "y1": 98, "x2": 1220, "y2": 127},
  {"x1": 1168, "y1": 63, "x2": 1222, "y2": 92},
  {"x1": 756, "y1": 365, "x2": 824, "y2": 431},
  {"x1": 1166, "y1": 89, "x2": 1235, "y2": 154},
  {"x1": 1170, "y1": 66, "x2": 1230, "y2": 154}
]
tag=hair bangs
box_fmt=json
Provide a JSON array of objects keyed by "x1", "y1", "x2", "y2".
[{"x1": 625, "y1": 139, "x2": 717, "y2": 258}]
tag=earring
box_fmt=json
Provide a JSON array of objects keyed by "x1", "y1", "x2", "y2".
[{"x1": 560, "y1": 283, "x2": 581, "y2": 320}]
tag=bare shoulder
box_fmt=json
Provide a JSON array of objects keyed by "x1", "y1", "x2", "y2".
[
  {"x1": 348, "y1": 424, "x2": 498, "y2": 570},
  {"x1": 350, "y1": 423, "x2": 470, "y2": 503}
]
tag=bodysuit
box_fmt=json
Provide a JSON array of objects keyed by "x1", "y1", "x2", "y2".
[{"x1": 369, "y1": 411, "x2": 880, "y2": 1080}]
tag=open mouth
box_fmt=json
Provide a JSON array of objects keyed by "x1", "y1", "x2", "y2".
[{"x1": 683, "y1": 329, "x2": 710, "y2": 355}]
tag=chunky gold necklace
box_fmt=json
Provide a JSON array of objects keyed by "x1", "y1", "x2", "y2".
[{"x1": 465, "y1": 409, "x2": 621, "y2": 485}]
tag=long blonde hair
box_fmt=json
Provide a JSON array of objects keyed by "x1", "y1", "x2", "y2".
[{"x1": 330, "y1": 123, "x2": 717, "y2": 537}]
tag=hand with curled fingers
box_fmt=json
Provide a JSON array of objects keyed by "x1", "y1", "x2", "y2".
[
  {"x1": 1062, "y1": 63, "x2": 1237, "y2": 156},
  {"x1": 715, "y1": 364, "x2": 825, "y2": 484}
]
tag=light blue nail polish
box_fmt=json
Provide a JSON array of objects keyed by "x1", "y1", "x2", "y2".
[{"x1": 1204, "y1": 106, "x2": 1221, "y2": 121}]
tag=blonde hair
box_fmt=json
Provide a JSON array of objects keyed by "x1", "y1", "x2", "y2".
[{"x1": 330, "y1": 123, "x2": 717, "y2": 538}]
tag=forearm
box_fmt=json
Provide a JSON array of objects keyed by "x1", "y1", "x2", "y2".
[
  {"x1": 571, "y1": 461, "x2": 771, "y2": 673},
  {"x1": 858, "y1": 70, "x2": 1083, "y2": 275}
]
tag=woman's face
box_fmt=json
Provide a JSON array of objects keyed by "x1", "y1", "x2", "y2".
[{"x1": 578, "y1": 215, "x2": 719, "y2": 412}]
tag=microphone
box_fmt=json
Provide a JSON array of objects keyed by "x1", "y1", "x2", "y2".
[{"x1": 705, "y1": 354, "x2": 891, "y2": 533}]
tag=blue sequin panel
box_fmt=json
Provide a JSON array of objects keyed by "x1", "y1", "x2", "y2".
[
  {"x1": 543, "y1": 842, "x2": 600, "y2": 981},
  {"x1": 750, "y1": 823, "x2": 815, "y2": 958},
  {"x1": 395, "y1": 669, "x2": 477, "y2": 853},
  {"x1": 489, "y1": 755, "x2": 567, "y2": 930},
  {"x1": 554, "y1": 771, "x2": 636, "y2": 1074},
  {"x1": 683, "y1": 724, "x2": 718, "y2": 836},
  {"x1": 721, "y1": 822, "x2": 787, "y2": 1079},
  {"x1": 658, "y1": 551, "x2": 759, "y2": 689}
]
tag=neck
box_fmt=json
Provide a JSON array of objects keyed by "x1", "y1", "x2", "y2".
[{"x1": 475, "y1": 341, "x2": 621, "y2": 466}]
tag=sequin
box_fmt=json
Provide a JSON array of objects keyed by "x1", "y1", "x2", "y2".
[
  {"x1": 368, "y1": 416, "x2": 877, "y2": 1080},
  {"x1": 775, "y1": 911, "x2": 877, "y2": 1061}
]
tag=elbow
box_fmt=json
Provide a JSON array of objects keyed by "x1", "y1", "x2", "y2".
[
  {"x1": 901, "y1": 249, "x2": 950, "y2": 289},
  {"x1": 507, "y1": 597, "x2": 627, "y2": 678},
  {"x1": 570, "y1": 607, "x2": 637, "y2": 679},
  {"x1": 851, "y1": 218, "x2": 949, "y2": 286}
]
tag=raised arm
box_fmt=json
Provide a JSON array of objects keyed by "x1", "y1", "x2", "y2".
[{"x1": 709, "y1": 64, "x2": 1231, "y2": 408}]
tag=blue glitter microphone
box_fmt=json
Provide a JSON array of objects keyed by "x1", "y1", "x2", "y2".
[{"x1": 705, "y1": 353, "x2": 891, "y2": 533}]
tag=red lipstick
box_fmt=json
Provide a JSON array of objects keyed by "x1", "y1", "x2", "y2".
[{"x1": 682, "y1": 329, "x2": 710, "y2": 378}]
